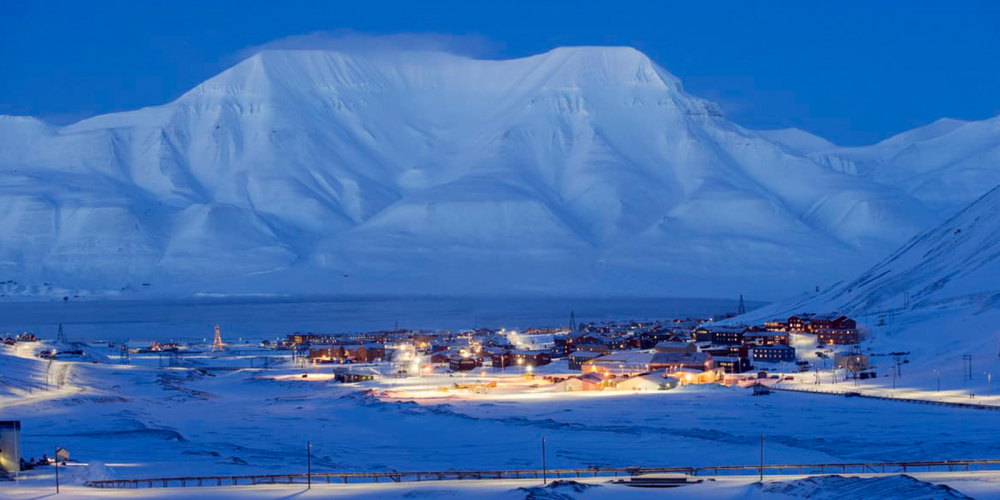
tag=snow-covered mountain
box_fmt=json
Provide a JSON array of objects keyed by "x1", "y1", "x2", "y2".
[
  {"x1": 756, "y1": 128, "x2": 837, "y2": 156},
  {"x1": 806, "y1": 117, "x2": 1000, "y2": 215},
  {"x1": 0, "y1": 47, "x2": 973, "y2": 299},
  {"x1": 732, "y1": 184, "x2": 1000, "y2": 368}
]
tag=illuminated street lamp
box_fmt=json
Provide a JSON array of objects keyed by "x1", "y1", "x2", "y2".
[{"x1": 517, "y1": 357, "x2": 524, "y2": 375}]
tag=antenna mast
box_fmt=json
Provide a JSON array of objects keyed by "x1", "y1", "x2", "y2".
[{"x1": 212, "y1": 325, "x2": 224, "y2": 352}]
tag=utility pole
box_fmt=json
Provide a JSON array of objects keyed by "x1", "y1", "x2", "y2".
[
  {"x1": 55, "y1": 445, "x2": 60, "y2": 493},
  {"x1": 759, "y1": 434, "x2": 764, "y2": 482},
  {"x1": 307, "y1": 441, "x2": 312, "y2": 490},
  {"x1": 935, "y1": 368, "x2": 940, "y2": 392},
  {"x1": 541, "y1": 436, "x2": 547, "y2": 485}
]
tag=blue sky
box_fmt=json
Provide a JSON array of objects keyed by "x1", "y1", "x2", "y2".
[{"x1": 2, "y1": 0, "x2": 998, "y2": 145}]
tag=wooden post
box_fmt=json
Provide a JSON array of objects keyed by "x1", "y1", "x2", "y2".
[
  {"x1": 542, "y1": 436, "x2": 548, "y2": 485},
  {"x1": 55, "y1": 446, "x2": 60, "y2": 494},
  {"x1": 307, "y1": 441, "x2": 312, "y2": 490},
  {"x1": 759, "y1": 434, "x2": 764, "y2": 482}
]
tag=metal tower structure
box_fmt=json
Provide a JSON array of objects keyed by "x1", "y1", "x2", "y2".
[
  {"x1": 569, "y1": 311, "x2": 577, "y2": 333},
  {"x1": 56, "y1": 324, "x2": 67, "y2": 343},
  {"x1": 212, "y1": 325, "x2": 224, "y2": 352},
  {"x1": 737, "y1": 295, "x2": 746, "y2": 315},
  {"x1": 119, "y1": 343, "x2": 130, "y2": 365}
]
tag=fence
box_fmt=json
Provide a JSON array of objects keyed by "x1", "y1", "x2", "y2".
[{"x1": 84, "y1": 458, "x2": 1000, "y2": 489}]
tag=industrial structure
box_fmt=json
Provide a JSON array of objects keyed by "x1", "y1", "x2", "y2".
[{"x1": 212, "y1": 325, "x2": 225, "y2": 352}]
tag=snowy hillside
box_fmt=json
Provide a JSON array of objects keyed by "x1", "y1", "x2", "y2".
[
  {"x1": 756, "y1": 127, "x2": 837, "y2": 155},
  {"x1": 750, "y1": 184, "x2": 1000, "y2": 314},
  {"x1": 0, "y1": 47, "x2": 960, "y2": 299},
  {"x1": 732, "y1": 185, "x2": 1000, "y2": 379},
  {"x1": 810, "y1": 116, "x2": 1000, "y2": 215}
]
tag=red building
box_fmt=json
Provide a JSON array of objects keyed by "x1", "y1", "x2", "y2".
[
  {"x1": 743, "y1": 331, "x2": 790, "y2": 346},
  {"x1": 816, "y1": 328, "x2": 859, "y2": 345}
]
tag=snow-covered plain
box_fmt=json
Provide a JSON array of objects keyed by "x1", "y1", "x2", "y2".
[
  {"x1": 6, "y1": 46, "x2": 995, "y2": 300},
  {"x1": 3, "y1": 338, "x2": 1000, "y2": 499}
]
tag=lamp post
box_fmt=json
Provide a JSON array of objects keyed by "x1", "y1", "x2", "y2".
[
  {"x1": 517, "y1": 357, "x2": 524, "y2": 375},
  {"x1": 759, "y1": 434, "x2": 764, "y2": 483},
  {"x1": 934, "y1": 368, "x2": 940, "y2": 393},
  {"x1": 541, "y1": 436, "x2": 547, "y2": 485}
]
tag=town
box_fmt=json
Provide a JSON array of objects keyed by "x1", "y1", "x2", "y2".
[
  {"x1": 2, "y1": 308, "x2": 874, "y2": 400},
  {"x1": 277, "y1": 309, "x2": 874, "y2": 395},
  {"x1": 0, "y1": 304, "x2": 897, "y2": 493}
]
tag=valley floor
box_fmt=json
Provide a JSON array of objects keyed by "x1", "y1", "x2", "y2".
[{"x1": 3, "y1": 340, "x2": 1000, "y2": 498}]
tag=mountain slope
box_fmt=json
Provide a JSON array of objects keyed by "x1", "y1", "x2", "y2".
[
  {"x1": 812, "y1": 117, "x2": 1000, "y2": 214},
  {"x1": 756, "y1": 128, "x2": 837, "y2": 156},
  {"x1": 733, "y1": 185, "x2": 1000, "y2": 377},
  {"x1": 0, "y1": 47, "x2": 941, "y2": 298}
]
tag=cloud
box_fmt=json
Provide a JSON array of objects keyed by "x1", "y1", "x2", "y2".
[{"x1": 233, "y1": 30, "x2": 504, "y2": 63}]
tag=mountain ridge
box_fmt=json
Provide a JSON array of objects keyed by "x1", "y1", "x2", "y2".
[{"x1": 0, "y1": 47, "x2": 992, "y2": 299}]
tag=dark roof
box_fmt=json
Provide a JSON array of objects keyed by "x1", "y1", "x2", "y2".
[
  {"x1": 707, "y1": 325, "x2": 749, "y2": 334},
  {"x1": 568, "y1": 350, "x2": 603, "y2": 359},
  {"x1": 753, "y1": 344, "x2": 794, "y2": 351}
]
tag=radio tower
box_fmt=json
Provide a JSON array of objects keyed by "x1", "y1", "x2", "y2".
[
  {"x1": 56, "y1": 324, "x2": 67, "y2": 343},
  {"x1": 212, "y1": 325, "x2": 224, "y2": 352},
  {"x1": 737, "y1": 295, "x2": 746, "y2": 316},
  {"x1": 119, "y1": 343, "x2": 131, "y2": 365},
  {"x1": 569, "y1": 311, "x2": 577, "y2": 333}
]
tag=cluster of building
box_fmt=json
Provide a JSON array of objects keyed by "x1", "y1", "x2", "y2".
[
  {"x1": 280, "y1": 311, "x2": 861, "y2": 391},
  {"x1": 773, "y1": 313, "x2": 860, "y2": 344},
  {"x1": 1, "y1": 333, "x2": 37, "y2": 347},
  {"x1": 553, "y1": 312, "x2": 861, "y2": 390}
]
